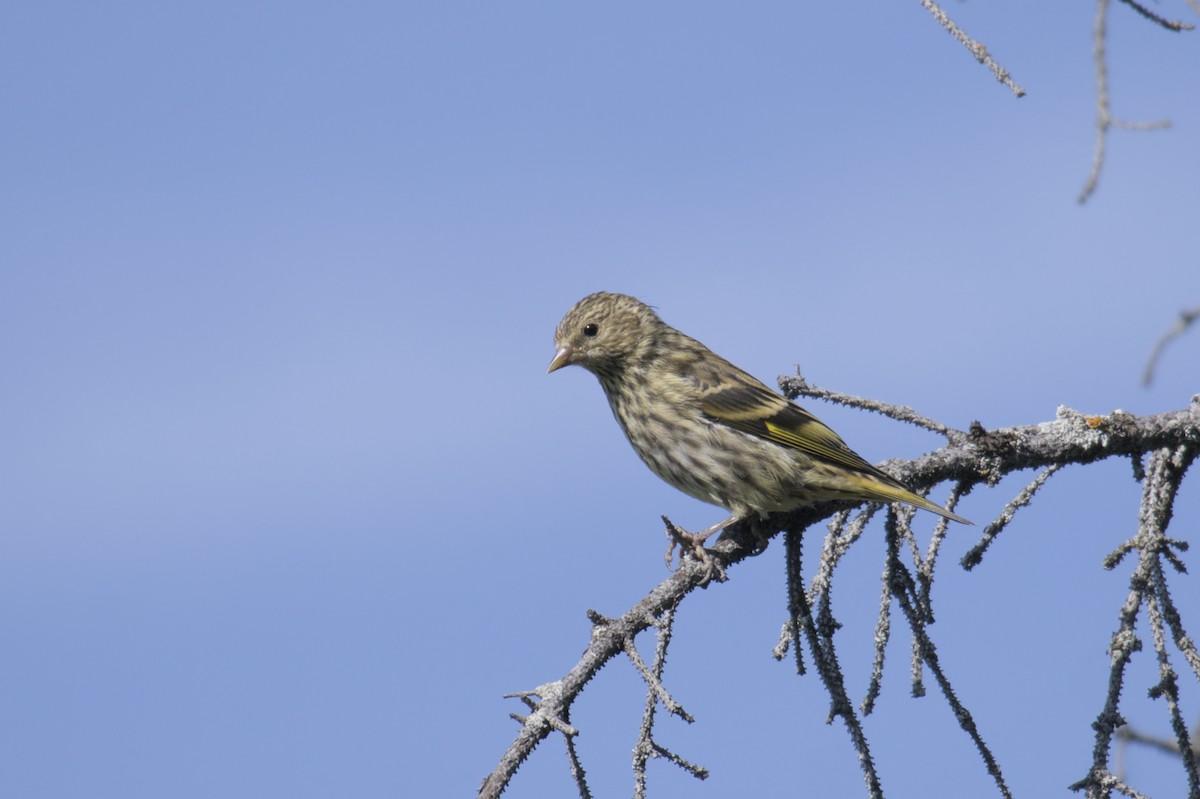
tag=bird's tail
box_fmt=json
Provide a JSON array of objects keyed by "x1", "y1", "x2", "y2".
[{"x1": 851, "y1": 473, "x2": 972, "y2": 525}]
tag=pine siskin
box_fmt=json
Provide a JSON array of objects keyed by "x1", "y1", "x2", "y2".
[{"x1": 547, "y1": 292, "x2": 970, "y2": 556}]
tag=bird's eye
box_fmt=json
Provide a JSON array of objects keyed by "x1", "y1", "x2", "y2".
[{"x1": 583, "y1": 323, "x2": 599, "y2": 337}]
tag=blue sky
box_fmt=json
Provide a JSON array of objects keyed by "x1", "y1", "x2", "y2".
[{"x1": 2, "y1": 2, "x2": 1198, "y2": 797}]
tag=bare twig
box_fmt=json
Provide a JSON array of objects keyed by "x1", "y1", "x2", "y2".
[
  {"x1": 884, "y1": 515, "x2": 1014, "y2": 799},
  {"x1": 918, "y1": 483, "x2": 966, "y2": 586},
  {"x1": 863, "y1": 522, "x2": 897, "y2": 714},
  {"x1": 1080, "y1": 0, "x2": 1114, "y2": 205},
  {"x1": 1079, "y1": 0, "x2": 1182, "y2": 204},
  {"x1": 1117, "y1": 0, "x2": 1196, "y2": 31},
  {"x1": 624, "y1": 608, "x2": 695, "y2": 724},
  {"x1": 917, "y1": 0, "x2": 1026, "y2": 97},
  {"x1": 562, "y1": 705, "x2": 591, "y2": 799},
  {"x1": 1071, "y1": 444, "x2": 1200, "y2": 798},
  {"x1": 633, "y1": 603, "x2": 707, "y2": 798},
  {"x1": 797, "y1": 544, "x2": 886, "y2": 798},
  {"x1": 780, "y1": 372, "x2": 964, "y2": 442},
  {"x1": 962, "y1": 464, "x2": 1065, "y2": 570},
  {"x1": 783, "y1": 528, "x2": 809, "y2": 676},
  {"x1": 1143, "y1": 306, "x2": 1200, "y2": 387}
]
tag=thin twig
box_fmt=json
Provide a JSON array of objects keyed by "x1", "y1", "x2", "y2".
[
  {"x1": 1117, "y1": 0, "x2": 1196, "y2": 31},
  {"x1": 917, "y1": 0, "x2": 1026, "y2": 97},
  {"x1": 780, "y1": 373, "x2": 962, "y2": 441},
  {"x1": 1143, "y1": 306, "x2": 1200, "y2": 387},
  {"x1": 1079, "y1": 0, "x2": 1180, "y2": 204},
  {"x1": 783, "y1": 528, "x2": 808, "y2": 675},
  {"x1": 810, "y1": 588, "x2": 885, "y2": 797},
  {"x1": 863, "y1": 520, "x2": 897, "y2": 715},
  {"x1": 1080, "y1": 0, "x2": 1113, "y2": 205},
  {"x1": 633, "y1": 603, "x2": 707, "y2": 797},
  {"x1": 563, "y1": 705, "x2": 592, "y2": 799},
  {"x1": 962, "y1": 464, "x2": 1065, "y2": 570},
  {"x1": 886, "y1": 515, "x2": 1014, "y2": 798},
  {"x1": 784, "y1": 517, "x2": 884, "y2": 795},
  {"x1": 1073, "y1": 444, "x2": 1200, "y2": 798}
]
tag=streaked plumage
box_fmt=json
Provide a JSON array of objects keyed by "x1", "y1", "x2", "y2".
[{"x1": 547, "y1": 292, "x2": 969, "y2": 546}]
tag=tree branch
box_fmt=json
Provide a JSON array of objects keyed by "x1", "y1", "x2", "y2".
[
  {"x1": 1072, "y1": 443, "x2": 1200, "y2": 798},
  {"x1": 481, "y1": 396, "x2": 1200, "y2": 798},
  {"x1": 917, "y1": 0, "x2": 1026, "y2": 97}
]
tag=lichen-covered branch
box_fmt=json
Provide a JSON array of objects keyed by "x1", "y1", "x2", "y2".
[
  {"x1": 1070, "y1": 444, "x2": 1199, "y2": 798},
  {"x1": 480, "y1": 394, "x2": 1200, "y2": 798}
]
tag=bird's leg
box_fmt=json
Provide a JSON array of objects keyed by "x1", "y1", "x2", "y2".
[{"x1": 662, "y1": 515, "x2": 732, "y2": 584}]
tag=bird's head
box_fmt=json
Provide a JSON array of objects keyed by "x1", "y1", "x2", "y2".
[{"x1": 548, "y1": 292, "x2": 660, "y2": 378}]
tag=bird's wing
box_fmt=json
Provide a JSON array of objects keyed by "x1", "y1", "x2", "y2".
[
  {"x1": 696, "y1": 372, "x2": 972, "y2": 524},
  {"x1": 698, "y1": 380, "x2": 888, "y2": 479}
]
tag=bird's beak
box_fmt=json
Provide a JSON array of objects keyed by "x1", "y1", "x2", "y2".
[{"x1": 547, "y1": 346, "x2": 573, "y2": 374}]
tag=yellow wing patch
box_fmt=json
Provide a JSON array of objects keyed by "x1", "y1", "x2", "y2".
[{"x1": 699, "y1": 382, "x2": 972, "y2": 524}]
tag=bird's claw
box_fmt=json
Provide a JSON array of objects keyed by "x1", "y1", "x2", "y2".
[{"x1": 662, "y1": 516, "x2": 726, "y2": 585}]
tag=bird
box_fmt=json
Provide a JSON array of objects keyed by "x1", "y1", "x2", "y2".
[{"x1": 547, "y1": 292, "x2": 969, "y2": 565}]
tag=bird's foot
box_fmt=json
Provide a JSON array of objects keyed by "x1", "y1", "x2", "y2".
[{"x1": 662, "y1": 515, "x2": 727, "y2": 585}]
